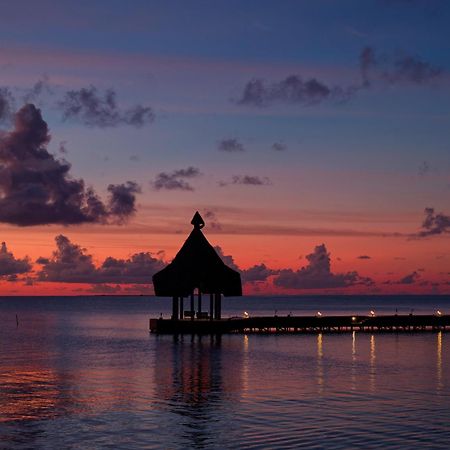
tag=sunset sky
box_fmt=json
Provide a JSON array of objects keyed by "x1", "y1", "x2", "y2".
[{"x1": 0, "y1": 0, "x2": 449, "y2": 295}]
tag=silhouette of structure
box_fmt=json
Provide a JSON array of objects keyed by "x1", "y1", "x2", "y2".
[{"x1": 152, "y1": 211, "x2": 242, "y2": 321}]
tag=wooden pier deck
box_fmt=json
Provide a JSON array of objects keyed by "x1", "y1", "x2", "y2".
[{"x1": 150, "y1": 314, "x2": 450, "y2": 334}]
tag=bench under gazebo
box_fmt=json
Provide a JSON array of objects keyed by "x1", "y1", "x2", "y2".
[{"x1": 152, "y1": 211, "x2": 242, "y2": 322}]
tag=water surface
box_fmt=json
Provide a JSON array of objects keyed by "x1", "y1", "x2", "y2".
[{"x1": 0, "y1": 296, "x2": 449, "y2": 449}]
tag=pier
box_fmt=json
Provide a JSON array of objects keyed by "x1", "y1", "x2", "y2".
[{"x1": 150, "y1": 313, "x2": 450, "y2": 334}]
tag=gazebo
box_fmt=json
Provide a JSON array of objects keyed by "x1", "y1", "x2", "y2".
[{"x1": 152, "y1": 212, "x2": 242, "y2": 320}]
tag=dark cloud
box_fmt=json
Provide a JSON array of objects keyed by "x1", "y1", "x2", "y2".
[
  {"x1": 360, "y1": 47, "x2": 443, "y2": 86},
  {"x1": 107, "y1": 182, "x2": 141, "y2": 223},
  {"x1": 152, "y1": 166, "x2": 201, "y2": 191},
  {"x1": 58, "y1": 141, "x2": 68, "y2": 154},
  {"x1": 418, "y1": 161, "x2": 430, "y2": 176},
  {"x1": 220, "y1": 175, "x2": 271, "y2": 187},
  {"x1": 417, "y1": 207, "x2": 450, "y2": 237},
  {"x1": 398, "y1": 271, "x2": 420, "y2": 284},
  {"x1": 273, "y1": 244, "x2": 373, "y2": 289},
  {"x1": 58, "y1": 86, "x2": 154, "y2": 128},
  {"x1": 37, "y1": 235, "x2": 165, "y2": 284},
  {"x1": 272, "y1": 142, "x2": 286, "y2": 152},
  {"x1": 232, "y1": 175, "x2": 271, "y2": 186},
  {"x1": 240, "y1": 263, "x2": 278, "y2": 283},
  {"x1": 0, "y1": 104, "x2": 140, "y2": 226},
  {"x1": 0, "y1": 242, "x2": 31, "y2": 277},
  {"x1": 237, "y1": 75, "x2": 356, "y2": 107},
  {"x1": 0, "y1": 87, "x2": 15, "y2": 122},
  {"x1": 214, "y1": 245, "x2": 278, "y2": 283},
  {"x1": 218, "y1": 138, "x2": 245, "y2": 152},
  {"x1": 357, "y1": 255, "x2": 371, "y2": 259}
]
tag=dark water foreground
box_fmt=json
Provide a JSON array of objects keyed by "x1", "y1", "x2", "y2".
[{"x1": 0, "y1": 296, "x2": 449, "y2": 449}]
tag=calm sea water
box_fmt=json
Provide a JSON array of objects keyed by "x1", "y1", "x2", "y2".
[{"x1": 1, "y1": 295, "x2": 449, "y2": 449}]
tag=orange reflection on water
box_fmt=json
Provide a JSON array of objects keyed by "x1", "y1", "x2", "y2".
[{"x1": 0, "y1": 369, "x2": 60, "y2": 423}]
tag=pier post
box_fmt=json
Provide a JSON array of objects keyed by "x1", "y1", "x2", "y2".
[
  {"x1": 198, "y1": 291, "x2": 202, "y2": 315},
  {"x1": 179, "y1": 297, "x2": 184, "y2": 320},
  {"x1": 172, "y1": 296, "x2": 178, "y2": 320},
  {"x1": 210, "y1": 294, "x2": 214, "y2": 320}
]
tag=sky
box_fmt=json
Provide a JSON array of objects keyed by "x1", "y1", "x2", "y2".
[{"x1": 0, "y1": 0, "x2": 449, "y2": 296}]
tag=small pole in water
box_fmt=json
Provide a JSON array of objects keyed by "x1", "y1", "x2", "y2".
[{"x1": 16, "y1": 314, "x2": 19, "y2": 327}]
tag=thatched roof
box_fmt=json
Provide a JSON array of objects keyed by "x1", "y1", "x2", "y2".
[{"x1": 152, "y1": 212, "x2": 242, "y2": 297}]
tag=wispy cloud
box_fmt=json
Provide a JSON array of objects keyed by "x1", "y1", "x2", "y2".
[
  {"x1": 217, "y1": 138, "x2": 245, "y2": 152},
  {"x1": 58, "y1": 85, "x2": 154, "y2": 127},
  {"x1": 219, "y1": 175, "x2": 271, "y2": 187},
  {"x1": 237, "y1": 75, "x2": 356, "y2": 107},
  {"x1": 151, "y1": 167, "x2": 201, "y2": 191},
  {"x1": 359, "y1": 46, "x2": 443, "y2": 87}
]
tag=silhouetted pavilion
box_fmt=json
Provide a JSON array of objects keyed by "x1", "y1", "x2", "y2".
[{"x1": 152, "y1": 212, "x2": 242, "y2": 320}]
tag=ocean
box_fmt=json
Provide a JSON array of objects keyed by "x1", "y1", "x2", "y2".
[{"x1": 0, "y1": 295, "x2": 449, "y2": 449}]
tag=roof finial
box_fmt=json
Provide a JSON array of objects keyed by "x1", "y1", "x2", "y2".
[{"x1": 191, "y1": 211, "x2": 205, "y2": 229}]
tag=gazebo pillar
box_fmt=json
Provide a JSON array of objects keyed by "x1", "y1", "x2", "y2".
[
  {"x1": 190, "y1": 292, "x2": 195, "y2": 320},
  {"x1": 179, "y1": 297, "x2": 184, "y2": 320},
  {"x1": 172, "y1": 296, "x2": 178, "y2": 320},
  {"x1": 214, "y1": 293, "x2": 221, "y2": 320},
  {"x1": 198, "y1": 291, "x2": 202, "y2": 315},
  {"x1": 209, "y1": 294, "x2": 214, "y2": 321}
]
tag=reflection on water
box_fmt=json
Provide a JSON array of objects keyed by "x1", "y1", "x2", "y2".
[
  {"x1": 370, "y1": 334, "x2": 376, "y2": 393},
  {"x1": 1, "y1": 297, "x2": 450, "y2": 449},
  {"x1": 316, "y1": 333, "x2": 324, "y2": 394},
  {"x1": 437, "y1": 331, "x2": 443, "y2": 392}
]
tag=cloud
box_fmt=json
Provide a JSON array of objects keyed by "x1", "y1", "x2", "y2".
[
  {"x1": 88, "y1": 284, "x2": 122, "y2": 294},
  {"x1": 220, "y1": 175, "x2": 271, "y2": 187},
  {"x1": 0, "y1": 87, "x2": 14, "y2": 122},
  {"x1": 238, "y1": 47, "x2": 442, "y2": 109},
  {"x1": 23, "y1": 76, "x2": 53, "y2": 104},
  {"x1": 0, "y1": 242, "x2": 31, "y2": 277},
  {"x1": 218, "y1": 138, "x2": 245, "y2": 152},
  {"x1": 272, "y1": 142, "x2": 286, "y2": 151},
  {"x1": 151, "y1": 166, "x2": 201, "y2": 191},
  {"x1": 237, "y1": 75, "x2": 356, "y2": 107},
  {"x1": 359, "y1": 47, "x2": 443, "y2": 86},
  {"x1": 107, "y1": 182, "x2": 141, "y2": 223},
  {"x1": 240, "y1": 263, "x2": 278, "y2": 283},
  {"x1": 416, "y1": 207, "x2": 450, "y2": 237},
  {"x1": 204, "y1": 210, "x2": 222, "y2": 230},
  {"x1": 398, "y1": 271, "x2": 420, "y2": 284},
  {"x1": 357, "y1": 255, "x2": 371, "y2": 259},
  {"x1": 37, "y1": 235, "x2": 165, "y2": 284},
  {"x1": 214, "y1": 245, "x2": 278, "y2": 283},
  {"x1": 0, "y1": 104, "x2": 140, "y2": 226},
  {"x1": 418, "y1": 161, "x2": 430, "y2": 176},
  {"x1": 58, "y1": 85, "x2": 154, "y2": 128},
  {"x1": 273, "y1": 244, "x2": 373, "y2": 289}
]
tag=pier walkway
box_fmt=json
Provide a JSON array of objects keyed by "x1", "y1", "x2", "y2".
[{"x1": 150, "y1": 314, "x2": 450, "y2": 334}]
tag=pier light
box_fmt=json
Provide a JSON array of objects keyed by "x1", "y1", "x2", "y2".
[
  {"x1": 370, "y1": 310, "x2": 375, "y2": 317},
  {"x1": 436, "y1": 310, "x2": 442, "y2": 316},
  {"x1": 317, "y1": 311, "x2": 322, "y2": 317},
  {"x1": 352, "y1": 316, "x2": 357, "y2": 322},
  {"x1": 243, "y1": 311, "x2": 249, "y2": 319}
]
